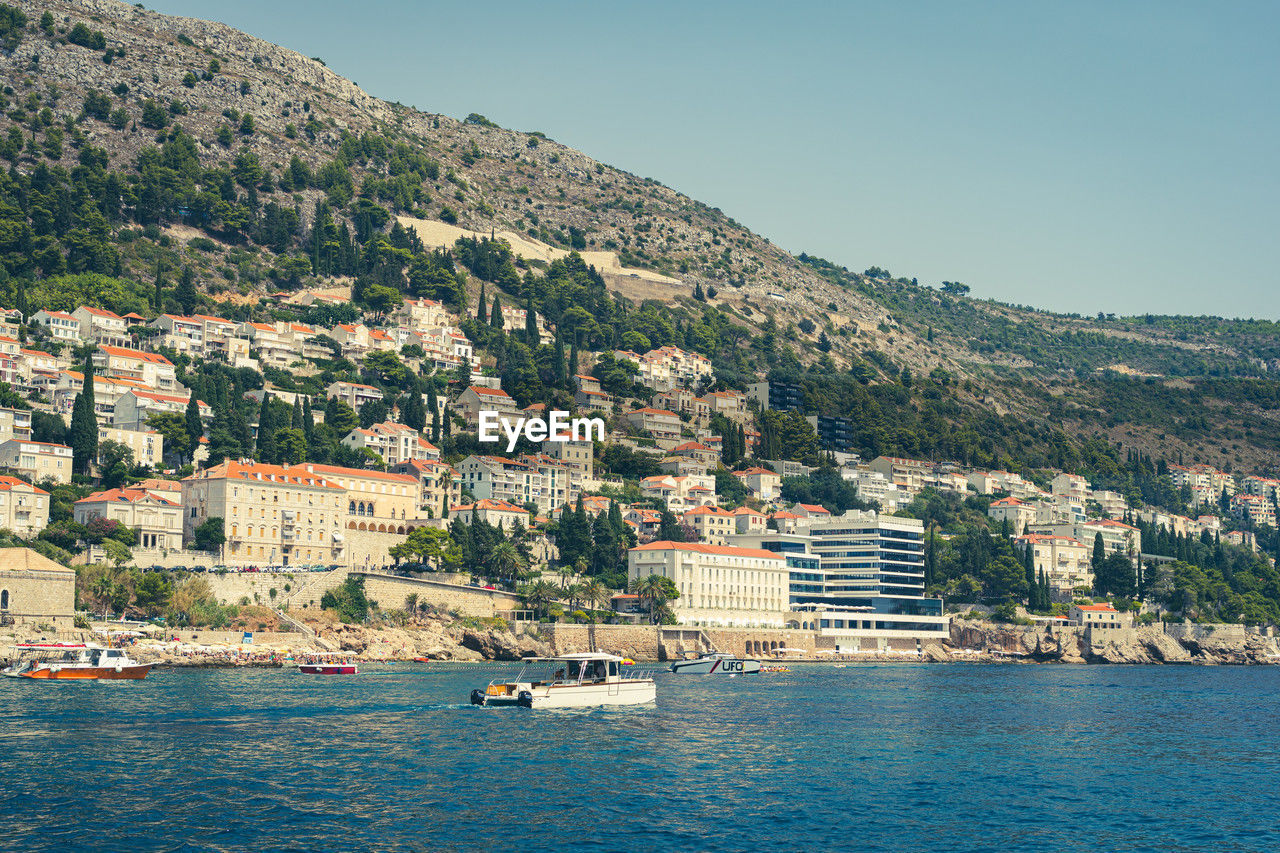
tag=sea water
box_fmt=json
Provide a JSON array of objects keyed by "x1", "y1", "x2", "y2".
[{"x1": 1, "y1": 663, "x2": 1278, "y2": 852}]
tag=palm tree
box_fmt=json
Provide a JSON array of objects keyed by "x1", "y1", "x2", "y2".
[
  {"x1": 486, "y1": 541, "x2": 528, "y2": 585},
  {"x1": 582, "y1": 579, "x2": 611, "y2": 622},
  {"x1": 631, "y1": 574, "x2": 671, "y2": 624},
  {"x1": 404, "y1": 593, "x2": 419, "y2": 617},
  {"x1": 521, "y1": 579, "x2": 556, "y2": 618},
  {"x1": 564, "y1": 582, "x2": 585, "y2": 612}
]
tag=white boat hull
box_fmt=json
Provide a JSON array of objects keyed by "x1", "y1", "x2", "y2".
[
  {"x1": 670, "y1": 657, "x2": 761, "y2": 675},
  {"x1": 474, "y1": 679, "x2": 656, "y2": 708}
]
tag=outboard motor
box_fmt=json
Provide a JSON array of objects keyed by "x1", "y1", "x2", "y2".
[
  {"x1": 517, "y1": 690, "x2": 533, "y2": 708},
  {"x1": 470, "y1": 688, "x2": 486, "y2": 706}
]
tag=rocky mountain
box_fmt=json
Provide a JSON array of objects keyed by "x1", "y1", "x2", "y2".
[{"x1": 2, "y1": 0, "x2": 1279, "y2": 477}]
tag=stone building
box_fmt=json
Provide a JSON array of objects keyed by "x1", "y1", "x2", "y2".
[{"x1": 0, "y1": 548, "x2": 76, "y2": 629}]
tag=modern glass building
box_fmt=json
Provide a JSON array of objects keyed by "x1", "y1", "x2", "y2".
[{"x1": 731, "y1": 511, "x2": 947, "y2": 643}]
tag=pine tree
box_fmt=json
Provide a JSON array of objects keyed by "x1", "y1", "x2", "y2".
[
  {"x1": 175, "y1": 265, "x2": 197, "y2": 315},
  {"x1": 256, "y1": 393, "x2": 276, "y2": 462},
  {"x1": 490, "y1": 294, "x2": 503, "y2": 329},
  {"x1": 69, "y1": 353, "x2": 98, "y2": 475},
  {"x1": 476, "y1": 283, "x2": 488, "y2": 323},
  {"x1": 184, "y1": 394, "x2": 203, "y2": 461}
]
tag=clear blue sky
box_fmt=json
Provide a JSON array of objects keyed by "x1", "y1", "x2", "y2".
[{"x1": 148, "y1": 0, "x2": 1280, "y2": 319}]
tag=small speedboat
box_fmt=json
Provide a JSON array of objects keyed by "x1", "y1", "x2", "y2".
[
  {"x1": 297, "y1": 653, "x2": 358, "y2": 675},
  {"x1": 470, "y1": 652, "x2": 655, "y2": 709},
  {"x1": 669, "y1": 651, "x2": 761, "y2": 675},
  {"x1": 3, "y1": 643, "x2": 152, "y2": 680}
]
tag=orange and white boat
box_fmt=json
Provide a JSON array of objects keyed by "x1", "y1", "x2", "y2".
[{"x1": 3, "y1": 643, "x2": 153, "y2": 680}]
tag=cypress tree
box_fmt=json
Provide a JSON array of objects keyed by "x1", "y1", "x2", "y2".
[
  {"x1": 925, "y1": 527, "x2": 936, "y2": 587},
  {"x1": 428, "y1": 384, "x2": 440, "y2": 443},
  {"x1": 400, "y1": 383, "x2": 426, "y2": 433},
  {"x1": 608, "y1": 500, "x2": 625, "y2": 540},
  {"x1": 568, "y1": 342, "x2": 578, "y2": 378},
  {"x1": 152, "y1": 258, "x2": 165, "y2": 311},
  {"x1": 1022, "y1": 542, "x2": 1035, "y2": 604},
  {"x1": 69, "y1": 353, "x2": 98, "y2": 475},
  {"x1": 490, "y1": 294, "x2": 503, "y2": 329},
  {"x1": 302, "y1": 396, "x2": 315, "y2": 451},
  {"x1": 70, "y1": 376, "x2": 97, "y2": 471},
  {"x1": 256, "y1": 393, "x2": 276, "y2": 462},
  {"x1": 175, "y1": 265, "x2": 197, "y2": 315},
  {"x1": 184, "y1": 394, "x2": 203, "y2": 461},
  {"x1": 524, "y1": 295, "x2": 537, "y2": 344},
  {"x1": 1092, "y1": 532, "x2": 1106, "y2": 569},
  {"x1": 292, "y1": 397, "x2": 304, "y2": 431},
  {"x1": 476, "y1": 283, "x2": 488, "y2": 323},
  {"x1": 553, "y1": 331, "x2": 566, "y2": 388}
]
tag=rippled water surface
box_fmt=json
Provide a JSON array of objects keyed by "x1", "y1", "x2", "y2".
[{"x1": 2, "y1": 663, "x2": 1279, "y2": 852}]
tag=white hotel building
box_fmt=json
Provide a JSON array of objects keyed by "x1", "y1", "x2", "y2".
[{"x1": 627, "y1": 541, "x2": 789, "y2": 628}]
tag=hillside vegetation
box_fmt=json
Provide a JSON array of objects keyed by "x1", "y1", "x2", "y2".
[{"x1": 0, "y1": 0, "x2": 1277, "y2": 477}]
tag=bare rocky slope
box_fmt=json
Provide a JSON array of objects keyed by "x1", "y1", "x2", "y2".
[{"x1": 4, "y1": 0, "x2": 1279, "y2": 472}]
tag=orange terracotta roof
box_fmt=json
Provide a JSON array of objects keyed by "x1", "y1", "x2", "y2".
[
  {"x1": 76, "y1": 488, "x2": 177, "y2": 506},
  {"x1": 0, "y1": 474, "x2": 46, "y2": 494},
  {"x1": 467, "y1": 386, "x2": 513, "y2": 398},
  {"x1": 188, "y1": 460, "x2": 343, "y2": 489},
  {"x1": 99, "y1": 345, "x2": 172, "y2": 365},
  {"x1": 303, "y1": 463, "x2": 416, "y2": 484}
]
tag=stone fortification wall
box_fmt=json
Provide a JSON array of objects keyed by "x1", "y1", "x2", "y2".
[{"x1": 0, "y1": 568, "x2": 75, "y2": 628}]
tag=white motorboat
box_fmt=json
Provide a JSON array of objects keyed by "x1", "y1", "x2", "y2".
[
  {"x1": 470, "y1": 652, "x2": 656, "y2": 709},
  {"x1": 669, "y1": 651, "x2": 761, "y2": 675}
]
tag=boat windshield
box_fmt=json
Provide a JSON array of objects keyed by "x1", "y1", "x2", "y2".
[{"x1": 521, "y1": 658, "x2": 620, "y2": 685}]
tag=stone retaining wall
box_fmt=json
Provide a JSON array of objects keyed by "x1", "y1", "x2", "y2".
[
  {"x1": 349, "y1": 572, "x2": 523, "y2": 618},
  {"x1": 190, "y1": 570, "x2": 319, "y2": 606}
]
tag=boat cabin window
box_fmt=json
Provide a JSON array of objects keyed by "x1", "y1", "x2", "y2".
[{"x1": 608, "y1": 661, "x2": 618, "y2": 677}]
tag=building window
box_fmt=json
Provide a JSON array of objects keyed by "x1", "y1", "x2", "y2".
[{"x1": 0, "y1": 589, "x2": 7, "y2": 610}]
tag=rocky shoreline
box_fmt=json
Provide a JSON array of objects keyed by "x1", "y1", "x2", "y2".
[
  {"x1": 8, "y1": 617, "x2": 1279, "y2": 668},
  {"x1": 943, "y1": 621, "x2": 1280, "y2": 666}
]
